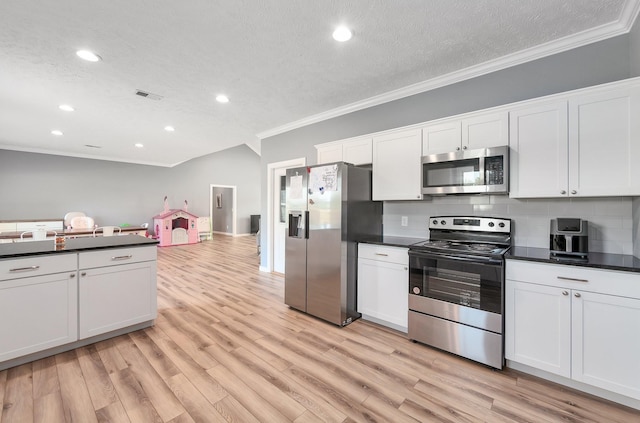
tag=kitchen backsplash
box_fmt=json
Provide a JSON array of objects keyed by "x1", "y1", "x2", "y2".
[{"x1": 383, "y1": 196, "x2": 635, "y2": 255}]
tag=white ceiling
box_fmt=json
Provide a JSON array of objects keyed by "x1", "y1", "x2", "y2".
[{"x1": 0, "y1": 1, "x2": 638, "y2": 167}]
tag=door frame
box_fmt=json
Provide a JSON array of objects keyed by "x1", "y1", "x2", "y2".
[
  {"x1": 209, "y1": 184, "x2": 237, "y2": 236},
  {"x1": 264, "y1": 157, "x2": 306, "y2": 273}
]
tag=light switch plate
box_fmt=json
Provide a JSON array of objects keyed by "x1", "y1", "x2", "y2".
[{"x1": 401, "y1": 216, "x2": 408, "y2": 226}]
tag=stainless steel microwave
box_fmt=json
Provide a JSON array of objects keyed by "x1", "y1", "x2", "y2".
[{"x1": 421, "y1": 146, "x2": 509, "y2": 195}]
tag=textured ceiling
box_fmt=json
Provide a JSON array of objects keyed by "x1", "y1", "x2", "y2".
[{"x1": 0, "y1": 0, "x2": 637, "y2": 166}]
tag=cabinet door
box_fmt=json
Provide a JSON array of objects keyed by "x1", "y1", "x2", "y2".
[
  {"x1": 0, "y1": 272, "x2": 78, "y2": 362},
  {"x1": 372, "y1": 128, "x2": 422, "y2": 201},
  {"x1": 462, "y1": 111, "x2": 509, "y2": 150},
  {"x1": 342, "y1": 137, "x2": 372, "y2": 165},
  {"x1": 357, "y1": 258, "x2": 408, "y2": 332},
  {"x1": 509, "y1": 101, "x2": 569, "y2": 198},
  {"x1": 422, "y1": 121, "x2": 461, "y2": 155},
  {"x1": 572, "y1": 291, "x2": 640, "y2": 400},
  {"x1": 505, "y1": 280, "x2": 571, "y2": 377},
  {"x1": 317, "y1": 144, "x2": 343, "y2": 165},
  {"x1": 568, "y1": 86, "x2": 640, "y2": 196},
  {"x1": 79, "y1": 261, "x2": 157, "y2": 339}
]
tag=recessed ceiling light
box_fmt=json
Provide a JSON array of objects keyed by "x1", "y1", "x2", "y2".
[
  {"x1": 76, "y1": 50, "x2": 102, "y2": 62},
  {"x1": 135, "y1": 143, "x2": 144, "y2": 148},
  {"x1": 164, "y1": 126, "x2": 175, "y2": 132},
  {"x1": 51, "y1": 130, "x2": 63, "y2": 136},
  {"x1": 332, "y1": 26, "x2": 353, "y2": 42},
  {"x1": 59, "y1": 104, "x2": 74, "y2": 112},
  {"x1": 216, "y1": 94, "x2": 229, "y2": 103}
]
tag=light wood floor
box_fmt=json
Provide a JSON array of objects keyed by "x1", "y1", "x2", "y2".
[{"x1": 1, "y1": 236, "x2": 639, "y2": 422}]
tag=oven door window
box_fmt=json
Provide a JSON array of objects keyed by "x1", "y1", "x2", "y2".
[
  {"x1": 409, "y1": 255, "x2": 502, "y2": 314},
  {"x1": 423, "y1": 158, "x2": 482, "y2": 188}
]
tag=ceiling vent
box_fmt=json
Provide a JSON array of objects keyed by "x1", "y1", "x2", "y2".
[
  {"x1": 84, "y1": 144, "x2": 102, "y2": 149},
  {"x1": 135, "y1": 89, "x2": 163, "y2": 100}
]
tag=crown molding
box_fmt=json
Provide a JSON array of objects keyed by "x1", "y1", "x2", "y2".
[{"x1": 257, "y1": 0, "x2": 640, "y2": 140}]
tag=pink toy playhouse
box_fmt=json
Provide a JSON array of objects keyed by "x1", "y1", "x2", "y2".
[{"x1": 153, "y1": 209, "x2": 199, "y2": 247}]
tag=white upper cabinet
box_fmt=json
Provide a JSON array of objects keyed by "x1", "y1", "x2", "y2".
[
  {"x1": 511, "y1": 79, "x2": 640, "y2": 198},
  {"x1": 509, "y1": 101, "x2": 569, "y2": 198},
  {"x1": 316, "y1": 143, "x2": 343, "y2": 164},
  {"x1": 316, "y1": 136, "x2": 373, "y2": 165},
  {"x1": 462, "y1": 111, "x2": 509, "y2": 150},
  {"x1": 422, "y1": 111, "x2": 508, "y2": 155},
  {"x1": 422, "y1": 120, "x2": 461, "y2": 155},
  {"x1": 567, "y1": 85, "x2": 640, "y2": 196},
  {"x1": 372, "y1": 128, "x2": 422, "y2": 201}
]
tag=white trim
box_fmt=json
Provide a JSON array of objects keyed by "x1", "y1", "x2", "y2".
[
  {"x1": 265, "y1": 157, "x2": 306, "y2": 273},
  {"x1": 209, "y1": 184, "x2": 237, "y2": 236},
  {"x1": 257, "y1": 4, "x2": 640, "y2": 140}
]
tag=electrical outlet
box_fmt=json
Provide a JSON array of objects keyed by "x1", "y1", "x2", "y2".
[{"x1": 401, "y1": 216, "x2": 408, "y2": 227}]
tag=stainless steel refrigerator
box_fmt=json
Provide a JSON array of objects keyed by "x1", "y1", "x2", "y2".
[{"x1": 285, "y1": 162, "x2": 382, "y2": 326}]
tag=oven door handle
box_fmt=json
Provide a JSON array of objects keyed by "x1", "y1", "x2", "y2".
[{"x1": 409, "y1": 251, "x2": 503, "y2": 266}]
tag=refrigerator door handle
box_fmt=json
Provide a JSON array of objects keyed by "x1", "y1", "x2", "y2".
[{"x1": 304, "y1": 210, "x2": 310, "y2": 239}]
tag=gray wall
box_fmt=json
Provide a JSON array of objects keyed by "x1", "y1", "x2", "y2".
[
  {"x1": 260, "y1": 34, "x2": 635, "y2": 267},
  {"x1": 631, "y1": 14, "x2": 640, "y2": 76},
  {"x1": 0, "y1": 144, "x2": 260, "y2": 234}
]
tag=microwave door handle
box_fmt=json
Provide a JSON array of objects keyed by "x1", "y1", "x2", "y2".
[
  {"x1": 566, "y1": 235, "x2": 572, "y2": 252},
  {"x1": 304, "y1": 210, "x2": 309, "y2": 239},
  {"x1": 478, "y1": 156, "x2": 486, "y2": 185}
]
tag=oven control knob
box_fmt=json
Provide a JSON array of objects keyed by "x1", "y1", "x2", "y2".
[
  {"x1": 432, "y1": 219, "x2": 438, "y2": 225},
  {"x1": 498, "y1": 222, "x2": 505, "y2": 228},
  {"x1": 488, "y1": 222, "x2": 495, "y2": 227},
  {"x1": 440, "y1": 220, "x2": 446, "y2": 225},
  {"x1": 412, "y1": 287, "x2": 421, "y2": 295}
]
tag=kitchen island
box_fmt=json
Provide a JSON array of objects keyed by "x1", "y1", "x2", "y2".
[{"x1": 0, "y1": 235, "x2": 158, "y2": 370}]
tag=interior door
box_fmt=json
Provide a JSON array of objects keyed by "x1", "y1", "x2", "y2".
[{"x1": 273, "y1": 167, "x2": 287, "y2": 274}]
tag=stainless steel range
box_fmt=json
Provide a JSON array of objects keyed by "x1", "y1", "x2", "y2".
[{"x1": 408, "y1": 216, "x2": 512, "y2": 369}]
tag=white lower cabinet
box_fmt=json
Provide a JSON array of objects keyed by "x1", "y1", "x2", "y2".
[
  {"x1": 357, "y1": 244, "x2": 409, "y2": 332},
  {"x1": 506, "y1": 260, "x2": 640, "y2": 401},
  {"x1": 0, "y1": 256, "x2": 78, "y2": 362},
  {"x1": 79, "y1": 247, "x2": 157, "y2": 339}
]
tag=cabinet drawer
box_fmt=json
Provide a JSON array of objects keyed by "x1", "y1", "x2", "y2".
[
  {"x1": 506, "y1": 260, "x2": 640, "y2": 299},
  {"x1": 358, "y1": 244, "x2": 408, "y2": 265},
  {"x1": 0, "y1": 254, "x2": 77, "y2": 281},
  {"x1": 79, "y1": 246, "x2": 157, "y2": 269}
]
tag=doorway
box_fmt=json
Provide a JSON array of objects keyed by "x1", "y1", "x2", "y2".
[
  {"x1": 210, "y1": 185, "x2": 236, "y2": 236},
  {"x1": 266, "y1": 157, "x2": 305, "y2": 273}
]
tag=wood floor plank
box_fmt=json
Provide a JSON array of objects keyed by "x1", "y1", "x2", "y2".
[
  {"x1": 34, "y1": 390, "x2": 66, "y2": 423},
  {"x1": 113, "y1": 334, "x2": 186, "y2": 421},
  {"x1": 31, "y1": 356, "x2": 60, "y2": 399},
  {"x1": 109, "y1": 367, "x2": 163, "y2": 423},
  {"x1": 2, "y1": 363, "x2": 34, "y2": 423},
  {"x1": 55, "y1": 350, "x2": 98, "y2": 423},
  {"x1": 76, "y1": 344, "x2": 119, "y2": 411},
  {"x1": 1, "y1": 236, "x2": 638, "y2": 423},
  {"x1": 166, "y1": 373, "x2": 227, "y2": 422}
]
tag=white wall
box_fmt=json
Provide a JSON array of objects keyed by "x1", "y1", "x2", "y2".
[{"x1": 384, "y1": 196, "x2": 633, "y2": 255}]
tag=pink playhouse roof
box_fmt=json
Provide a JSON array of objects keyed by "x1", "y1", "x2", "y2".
[{"x1": 152, "y1": 209, "x2": 198, "y2": 219}]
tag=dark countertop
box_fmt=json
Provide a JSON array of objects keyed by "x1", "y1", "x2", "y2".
[
  {"x1": 358, "y1": 236, "x2": 426, "y2": 248},
  {"x1": 506, "y1": 246, "x2": 640, "y2": 274},
  {"x1": 0, "y1": 236, "x2": 159, "y2": 259}
]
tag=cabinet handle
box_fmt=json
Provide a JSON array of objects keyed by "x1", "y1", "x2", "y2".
[
  {"x1": 375, "y1": 253, "x2": 389, "y2": 256},
  {"x1": 111, "y1": 255, "x2": 133, "y2": 261},
  {"x1": 462, "y1": 145, "x2": 468, "y2": 150},
  {"x1": 70, "y1": 273, "x2": 76, "y2": 278},
  {"x1": 557, "y1": 276, "x2": 588, "y2": 283},
  {"x1": 9, "y1": 265, "x2": 40, "y2": 272},
  {"x1": 562, "y1": 290, "x2": 568, "y2": 296},
  {"x1": 456, "y1": 147, "x2": 461, "y2": 151},
  {"x1": 416, "y1": 195, "x2": 421, "y2": 198},
  {"x1": 574, "y1": 292, "x2": 581, "y2": 298},
  {"x1": 571, "y1": 190, "x2": 577, "y2": 195},
  {"x1": 560, "y1": 190, "x2": 566, "y2": 195},
  {"x1": 81, "y1": 272, "x2": 87, "y2": 276}
]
